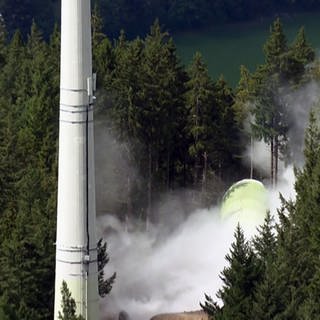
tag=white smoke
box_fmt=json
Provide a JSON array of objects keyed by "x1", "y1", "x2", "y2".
[
  {"x1": 286, "y1": 81, "x2": 320, "y2": 165},
  {"x1": 244, "y1": 81, "x2": 320, "y2": 173},
  {"x1": 97, "y1": 163, "x2": 296, "y2": 320},
  {"x1": 98, "y1": 209, "x2": 236, "y2": 320},
  {"x1": 267, "y1": 166, "x2": 296, "y2": 216},
  {"x1": 95, "y1": 74, "x2": 319, "y2": 320},
  {"x1": 94, "y1": 118, "x2": 139, "y2": 216},
  {"x1": 245, "y1": 139, "x2": 271, "y2": 176}
]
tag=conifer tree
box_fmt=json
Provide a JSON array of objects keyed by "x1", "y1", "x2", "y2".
[
  {"x1": 58, "y1": 281, "x2": 84, "y2": 320},
  {"x1": 233, "y1": 65, "x2": 254, "y2": 128},
  {"x1": 252, "y1": 211, "x2": 276, "y2": 265},
  {"x1": 202, "y1": 225, "x2": 260, "y2": 320},
  {"x1": 157, "y1": 36, "x2": 187, "y2": 192},
  {"x1": 102, "y1": 30, "x2": 147, "y2": 225},
  {"x1": 251, "y1": 212, "x2": 280, "y2": 319},
  {"x1": 233, "y1": 66, "x2": 256, "y2": 177},
  {"x1": 128, "y1": 20, "x2": 185, "y2": 224},
  {"x1": 92, "y1": 4, "x2": 114, "y2": 88},
  {"x1": 0, "y1": 22, "x2": 58, "y2": 320},
  {"x1": 108, "y1": 31, "x2": 143, "y2": 141},
  {"x1": 251, "y1": 18, "x2": 290, "y2": 186},
  {"x1": 0, "y1": 293, "x2": 17, "y2": 320},
  {"x1": 284, "y1": 27, "x2": 315, "y2": 85},
  {"x1": 285, "y1": 109, "x2": 320, "y2": 318},
  {"x1": 0, "y1": 30, "x2": 26, "y2": 233},
  {"x1": 185, "y1": 52, "x2": 214, "y2": 192},
  {"x1": 263, "y1": 18, "x2": 288, "y2": 75},
  {"x1": 298, "y1": 267, "x2": 320, "y2": 319},
  {"x1": 97, "y1": 238, "x2": 116, "y2": 298},
  {"x1": 292, "y1": 27, "x2": 315, "y2": 65},
  {"x1": 200, "y1": 293, "x2": 220, "y2": 319},
  {"x1": 212, "y1": 76, "x2": 240, "y2": 180},
  {"x1": 254, "y1": 109, "x2": 320, "y2": 319},
  {"x1": 0, "y1": 13, "x2": 7, "y2": 68}
]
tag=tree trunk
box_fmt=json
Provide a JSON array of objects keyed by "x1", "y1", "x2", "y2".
[
  {"x1": 194, "y1": 96, "x2": 200, "y2": 188},
  {"x1": 194, "y1": 156, "x2": 199, "y2": 188},
  {"x1": 271, "y1": 138, "x2": 274, "y2": 188},
  {"x1": 146, "y1": 144, "x2": 152, "y2": 231},
  {"x1": 183, "y1": 156, "x2": 186, "y2": 188},
  {"x1": 202, "y1": 151, "x2": 208, "y2": 206},
  {"x1": 167, "y1": 145, "x2": 170, "y2": 191},
  {"x1": 250, "y1": 136, "x2": 253, "y2": 179},
  {"x1": 125, "y1": 174, "x2": 132, "y2": 233},
  {"x1": 275, "y1": 135, "x2": 279, "y2": 186}
]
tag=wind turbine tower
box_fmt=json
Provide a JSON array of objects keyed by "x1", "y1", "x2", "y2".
[{"x1": 54, "y1": 0, "x2": 99, "y2": 319}]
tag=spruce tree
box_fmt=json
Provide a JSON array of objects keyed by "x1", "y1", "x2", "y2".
[
  {"x1": 284, "y1": 27, "x2": 315, "y2": 85},
  {"x1": 286, "y1": 109, "x2": 320, "y2": 318},
  {"x1": 233, "y1": 65, "x2": 254, "y2": 128},
  {"x1": 139, "y1": 20, "x2": 181, "y2": 219},
  {"x1": 202, "y1": 225, "x2": 260, "y2": 320},
  {"x1": 251, "y1": 18, "x2": 290, "y2": 186},
  {"x1": 251, "y1": 212, "x2": 281, "y2": 319},
  {"x1": 263, "y1": 18, "x2": 288, "y2": 75},
  {"x1": 0, "y1": 22, "x2": 58, "y2": 320},
  {"x1": 58, "y1": 281, "x2": 84, "y2": 320},
  {"x1": 0, "y1": 294, "x2": 17, "y2": 320},
  {"x1": 212, "y1": 76, "x2": 240, "y2": 180},
  {"x1": 185, "y1": 52, "x2": 214, "y2": 192},
  {"x1": 92, "y1": 4, "x2": 114, "y2": 88},
  {"x1": 97, "y1": 238, "x2": 116, "y2": 298},
  {"x1": 254, "y1": 108, "x2": 320, "y2": 319},
  {"x1": 233, "y1": 66, "x2": 256, "y2": 177},
  {"x1": 251, "y1": 72, "x2": 289, "y2": 187},
  {"x1": 252, "y1": 211, "x2": 276, "y2": 265}
]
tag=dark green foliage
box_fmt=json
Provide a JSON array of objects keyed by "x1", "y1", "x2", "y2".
[
  {"x1": 97, "y1": 238, "x2": 116, "y2": 298},
  {"x1": 252, "y1": 19, "x2": 289, "y2": 153},
  {"x1": 216, "y1": 225, "x2": 260, "y2": 320},
  {"x1": 252, "y1": 212, "x2": 276, "y2": 266},
  {"x1": 103, "y1": 20, "x2": 193, "y2": 221},
  {"x1": 233, "y1": 65, "x2": 254, "y2": 128},
  {"x1": 212, "y1": 76, "x2": 240, "y2": 178},
  {"x1": 263, "y1": 18, "x2": 288, "y2": 73},
  {"x1": 251, "y1": 212, "x2": 281, "y2": 320},
  {"x1": 257, "y1": 111, "x2": 320, "y2": 318},
  {"x1": 201, "y1": 225, "x2": 260, "y2": 320},
  {"x1": 0, "y1": 295, "x2": 17, "y2": 320},
  {"x1": 200, "y1": 293, "x2": 220, "y2": 318},
  {"x1": 184, "y1": 53, "x2": 242, "y2": 204},
  {"x1": 0, "y1": 11, "x2": 320, "y2": 320},
  {"x1": 0, "y1": 22, "x2": 58, "y2": 320},
  {"x1": 283, "y1": 27, "x2": 315, "y2": 85},
  {"x1": 203, "y1": 106, "x2": 320, "y2": 319},
  {"x1": 0, "y1": 0, "x2": 58, "y2": 39},
  {"x1": 58, "y1": 281, "x2": 84, "y2": 320},
  {"x1": 92, "y1": 4, "x2": 114, "y2": 87},
  {"x1": 248, "y1": 18, "x2": 314, "y2": 184},
  {"x1": 185, "y1": 52, "x2": 215, "y2": 187}
]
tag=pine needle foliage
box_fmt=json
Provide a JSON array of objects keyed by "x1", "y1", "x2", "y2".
[{"x1": 58, "y1": 281, "x2": 84, "y2": 320}]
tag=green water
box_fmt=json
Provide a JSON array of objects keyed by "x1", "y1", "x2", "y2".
[{"x1": 174, "y1": 12, "x2": 320, "y2": 87}]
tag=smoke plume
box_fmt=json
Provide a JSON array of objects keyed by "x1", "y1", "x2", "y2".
[
  {"x1": 94, "y1": 76, "x2": 317, "y2": 320},
  {"x1": 96, "y1": 164, "x2": 295, "y2": 320},
  {"x1": 244, "y1": 81, "x2": 320, "y2": 173}
]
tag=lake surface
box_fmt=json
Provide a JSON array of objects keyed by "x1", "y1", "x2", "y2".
[{"x1": 174, "y1": 12, "x2": 320, "y2": 87}]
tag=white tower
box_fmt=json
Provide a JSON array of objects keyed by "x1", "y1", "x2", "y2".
[{"x1": 54, "y1": 0, "x2": 99, "y2": 319}]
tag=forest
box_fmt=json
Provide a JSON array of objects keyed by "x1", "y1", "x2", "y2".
[
  {"x1": 2, "y1": 0, "x2": 320, "y2": 39},
  {"x1": 0, "y1": 4, "x2": 320, "y2": 320}
]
